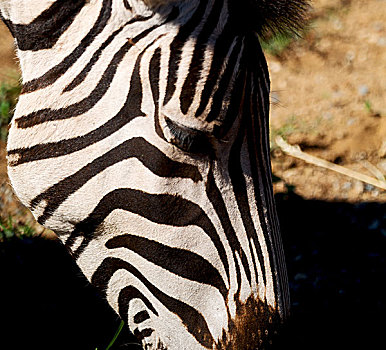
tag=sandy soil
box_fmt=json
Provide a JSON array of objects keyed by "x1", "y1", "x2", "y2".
[
  {"x1": 268, "y1": 0, "x2": 386, "y2": 201},
  {"x1": 0, "y1": 21, "x2": 17, "y2": 75}
]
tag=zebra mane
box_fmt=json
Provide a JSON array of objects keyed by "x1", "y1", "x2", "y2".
[
  {"x1": 143, "y1": 0, "x2": 310, "y2": 38},
  {"x1": 232, "y1": 0, "x2": 311, "y2": 38}
]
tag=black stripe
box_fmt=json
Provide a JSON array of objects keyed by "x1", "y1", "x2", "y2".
[
  {"x1": 179, "y1": 0, "x2": 223, "y2": 114},
  {"x1": 22, "y1": 0, "x2": 113, "y2": 93},
  {"x1": 64, "y1": 233, "x2": 92, "y2": 260},
  {"x1": 74, "y1": 189, "x2": 229, "y2": 284},
  {"x1": 254, "y1": 76, "x2": 278, "y2": 237},
  {"x1": 212, "y1": 64, "x2": 246, "y2": 139},
  {"x1": 107, "y1": 234, "x2": 227, "y2": 298},
  {"x1": 92, "y1": 257, "x2": 214, "y2": 348},
  {"x1": 247, "y1": 91, "x2": 279, "y2": 309},
  {"x1": 205, "y1": 38, "x2": 243, "y2": 123},
  {"x1": 17, "y1": 25, "x2": 159, "y2": 129},
  {"x1": 63, "y1": 25, "x2": 126, "y2": 92},
  {"x1": 31, "y1": 137, "x2": 202, "y2": 224},
  {"x1": 163, "y1": 0, "x2": 208, "y2": 106},
  {"x1": 118, "y1": 285, "x2": 159, "y2": 325},
  {"x1": 249, "y1": 52, "x2": 289, "y2": 316},
  {"x1": 17, "y1": 41, "x2": 131, "y2": 128},
  {"x1": 194, "y1": 24, "x2": 234, "y2": 118},
  {"x1": 9, "y1": 34, "x2": 154, "y2": 166},
  {"x1": 228, "y1": 112, "x2": 266, "y2": 286},
  {"x1": 10, "y1": 0, "x2": 85, "y2": 51},
  {"x1": 244, "y1": 53, "x2": 281, "y2": 309},
  {"x1": 149, "y1": 47, "x2": 164, "y2": 139},
  {"x1": 205, "y1": 166, "x2": 252, "y2": 289},
  {"x1": 9, "y1": 79, "x2": 142, "y2": 165},
  {"x1": 72, "y1": 237, "x2": 92, "y2": 260},
  {"x1": 123, "y1": 0, "x2": 132, "y2": 11}
]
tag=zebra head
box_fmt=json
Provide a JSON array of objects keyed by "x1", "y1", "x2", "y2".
[{"x1": 1, "y1": 0, "x2": 308, "y2": 349}]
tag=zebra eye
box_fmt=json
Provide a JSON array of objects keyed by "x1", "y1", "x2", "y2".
[{"x1": 164, "y1": 117, "x2": 212, "y2": 155}]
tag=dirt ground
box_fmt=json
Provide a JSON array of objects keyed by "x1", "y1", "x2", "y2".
[
  {"x1": 0, "y1": 21, "x2": 16, "y2": 74},
  {"x1": 268, "y1": 0, "x2": 386, "y2": 202},
  {"x1": 0, "y1": 1, "x2": 385, "y2": 349}
]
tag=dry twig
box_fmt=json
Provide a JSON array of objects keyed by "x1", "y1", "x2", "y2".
[{"x1": 275, "y1": 136, "x2": 386, "y2": 191}]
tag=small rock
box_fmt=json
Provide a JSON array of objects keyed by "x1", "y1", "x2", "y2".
[
  {"x1": 318, "y1": 38, "x2": 331, "y2": 50},
  {"x1": 377, "y1": 37, "x2": 386, "y2": 47},
  {"x1": 373, "y1": 22, "x2": 384, "y2": 32},
  {"x1": 347, "y1": 118, "x2": 356, "y2": 126},
  {"x1": 336, "y1": 131, "x2": 346, "y2": 140},
  {"x1": 353, "y1": 180, "x2": 364, "y2": 194},
  {"x1": 354, "y1": 151, "x2": 367, "y2": 161},
  {"x1": 371, "y1": 189, "x2": 380, "y2": 197},
  {"x1": 269, "y1": 61, "x2": 282, "y2": 73},
  {"x1": 368, "y1": 219, "x2": 380, "y2": 230},
  {"x1": 342, "y1": 182, "x2": 352, "y2": 190},
  {"x1": 333, "y1": 19, "x2": 343, "y2": 30},
  {"x1": 322, "y1": 112, "x2": 333, "y2": 120},
  {"x1": 346, "y1": 51, "x2": 355, "y2": 64},
  {"x1": 294, "y1": 273, "x2": 307, "y2": 281},
  {"x1": 364, "y1": 184, "x2": 375, "y2": 192},
  {"x1": 368, "y1": 34, "x2": 379, "y2": 44},
  {"x1": 358, "y1": 85, "x2": 369, "y2": 96}
]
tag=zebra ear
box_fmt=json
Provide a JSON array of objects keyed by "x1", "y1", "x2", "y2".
[{"x1": 231, "y1": 0, "x2": 311, "y2": 38}]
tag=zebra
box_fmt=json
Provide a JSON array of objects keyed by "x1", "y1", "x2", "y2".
[{"x1": 0, "y1": 0, "x2": 308, "y2": 349}]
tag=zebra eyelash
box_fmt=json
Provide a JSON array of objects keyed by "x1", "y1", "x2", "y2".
[{"x1": 164, "y1": 117, "x2": 213, "y2": 155}]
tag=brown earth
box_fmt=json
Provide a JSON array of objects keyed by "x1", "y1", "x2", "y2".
[
  {"x1": 268, "y1": 0, "x2": 386, "y2": 201},
  {"x1": 0, "y1": 21, "x2": 16, "y2": 74}
]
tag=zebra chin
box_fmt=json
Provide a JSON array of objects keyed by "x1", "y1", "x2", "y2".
[
  {"x1": 105, "y1": 272, "x2": 282, "y2": 350},
  {"x1": 119, "y1": 290, "x2": 282, "y2": 350},
  {"x1": 127, "y1": 301, "x2": 281, "y2": 350}
]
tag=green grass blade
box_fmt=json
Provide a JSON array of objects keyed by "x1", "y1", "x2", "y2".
[{"x1": 105, "y1": 320, "x2": 125, "y2": 350}]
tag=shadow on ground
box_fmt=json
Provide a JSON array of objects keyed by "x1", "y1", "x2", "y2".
[
  {"x1": 0, "y1": 193, "x2": 384, "y2": 349},
  {"x1": 274, "y1": 192, "x2": 385, "y2": 349}
]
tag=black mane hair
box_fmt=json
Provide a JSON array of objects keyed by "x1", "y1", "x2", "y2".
[{"x1": 230, "y1": 0, "x2": 311, "y2": 38}]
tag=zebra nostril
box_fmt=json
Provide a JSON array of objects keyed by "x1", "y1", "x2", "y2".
[
  {"x1": 133, "y1": 327, "x2": 154, "y2": 341},
  {"x1": 134, "y1": 310, "x2": 150, "y2": 323}
]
